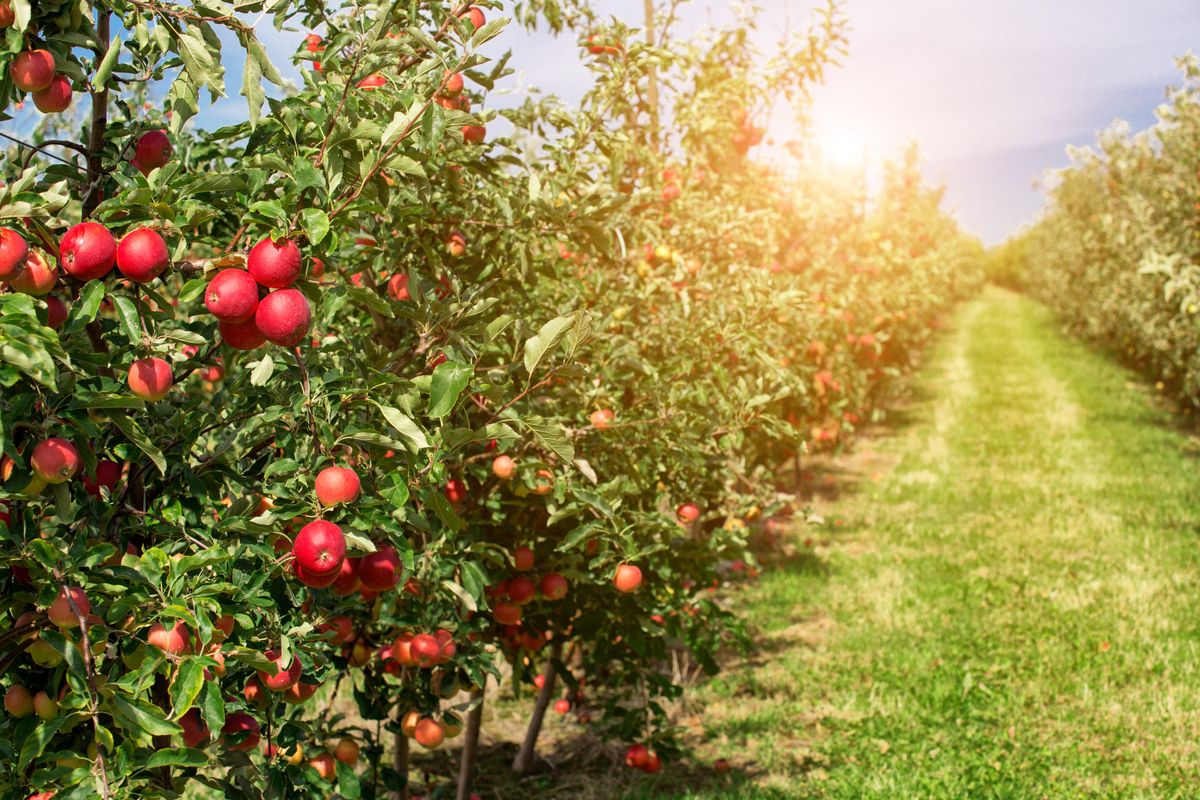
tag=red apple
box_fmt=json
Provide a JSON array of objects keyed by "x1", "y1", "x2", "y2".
[
  {"x1": 513, "y1": 546, "x2": 535, "y2": 571},
  {"x1": 247, "y1": 237, "x2": 302, "y2": 288},
  {"x1": 492, "y1": 455, "x2": 515, "y2": 479},
  {"x1": 47, "y1": 586, "x2": 89, "y2": 627},
  {"x1": 589, "y1": 408, "x2": 615, "y2": 429},
  {"x1": 414, "y1": 718, "x2": 445, "y2": 749},
  {"x1": 493, "y1": 601, "x2": 521, "y2": 625},
  {"x1": 221, "y1": 712, "x2": 260, "y2": 751},
  {"x1": 219, "y1": 317, "x2": 267, "y2": 351},
  {"x1": 205, "y1": 269, "x2": 259, "y2": 322},
  {"x1": 59, "y1": 221, "x2": 117, "y2": 281},
  {"x1": 180, "y1": 708, "x2": 210, "y2": 748},
  {"x1": 314, "y1": 466, "x2": 360, "y2": 506},
  {"x1": 554, "y1": 698, "x2": 570, "y2": 714},
  {"x1": 445, "y1": 230, "x2": 466, "y2": 257},
  {"x1": 147, "y1": 620, "x2": 190, "y2": 654},
  {"x1": 318, "y1": 615, "x2": 354, "y2": 645},
  {"x1": 4, "y1": 685, "x2": 33, "y2": 717},
  {"x1": 625, "y1": 744, "x2": 650, "y2": 769},
  {"x1": 507, "y1": 576, "x2": 536, "y2": 605},
  {"x1": 459, "y1": 5, "x2": 486, "y2": 29},
  {"x1": 0, "y1": 1, "x2": 13, "y2": 29},
  {"x1": 9, "y1": 251, "x2": 56, "y2": 295},
  {"x1": 676, "y1": 503, "x2": 700, "y2": 523},
  {"x1": 539, "y1": 573, "x2": 568, "y2": 601},
  {"x1": 44, "y1": 296, "x2": 68, "y2": 329},
  {"x1": 257, "y1": 649, "x2": 302, "y2": 691},
  {"x1": 83, "y1": 460, "x2": 122, "y2": 497},
  {"x1": 356, "y1": 74, "x2": 386, "y2": 90},
  {"x1": 387, "y1": 272, "x2": 410, "y2": 301},
  {"x1": 443, "y1": 478, "x2": 467, "y2": 504},
  {"x1": 292, "y1": 520, "x2": 345, "y2": 576},
  {"x1": 255, "y1": 288, "x2": 311, "y2": 347},
  {"x1": 32, "y1": 74, "x2": 71, "y2": 113},
  {"x1": 358, "y1": 546, "x2": 401, "y2": 591},
  {"x1": 115, "y1": 227, "x2": 169, "y2": 283},
  {"x1": 33, "y1": 691, "x2": 57, "y2": 721},
  {"x1": 10, "y1": 50, "x2": 55, "y2": 92},
  {"x1": 409, "y1": 634, "x2": 440, "y2": 668},
  {"x1": 284, "y1": 681, "x2": 317, "y2": 704},
  {"x1": 461, "y1": 125, "x2": 486, "y2": 144},
  {"x1": 135, "y1": 130, "x2": 172, "y2": 171},
  {"x1": 613, "y1": 564, "x2": 642, "y2": 593},
  {"x1": 0, "y1": 227, "x2": 27, "y2": 281},
  {"x1": 643, "y1": 751, "x2": 662, "y2": 773},
  {"x1": 31, "y1": 437, "x2": 79, "y2": 484},
  {"x1": 127, "y1": 357, "x2": 173, "y2": 402},
  {"x1": 331, "y1": 557, "x2": 361, "y2": 596},
  {"x1": 443, "y1": 71, "x2": 464, "y2": 96},
  {"x1": 334, "y1": 737, "x2": 359, "y2": 765}
]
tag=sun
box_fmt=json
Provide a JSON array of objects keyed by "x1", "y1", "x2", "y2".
[{"x1": 814, "y1": 124, "x2": 867, "y2": 168}]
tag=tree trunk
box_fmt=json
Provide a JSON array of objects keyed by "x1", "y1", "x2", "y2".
[
  {"x1": 455, "y1": 687, "x2": 486, "y2": 800},
  {"x1": 391, "y1": 725, "x2": 410, "y2": 800},
  {"x1": 512, "y1": 640, "x2": 563, "y2": 774}
]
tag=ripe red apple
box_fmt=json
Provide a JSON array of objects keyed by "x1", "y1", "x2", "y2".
[
  {"x1": 221, "y1": 711, "x2": 260, "y2": 751},
  {"x1": 493, "y1": 601, "x2": 521, "y2": 625},
  {"x1": 115, "y1": 227, "x2": 169, "y2": 283},
  {"x1": 589, "y1": 408, "x2": 615, "y2": 429},
  {"x1": 48, "y1": 586, "x2": 89, "y2": 627},
  {"x1": 9, "y1": 251, "x2": 56, "y2": 295},
  {"x1": 292, "y1": 520, "x2": 346, "y2": 577},
  {"x1": 459, "y1": 5, "x2": 486, "y2": 29},
  {"x1": 387, "y1": 272, "x2": 410, "y2": 301},
  {"x1": 445, "y1": 230, "x2": 466, "y2": 257},
  {"x1": 553, "y1": 699, "x2": 570, "y2": 714},
  {"x1": 44, "y1": 296, "x2": 68, "y2": 329},
  {"x1": 356, "y1": 74, "x2": 386, "y2": 90},
  {"x1": 147, "y1": 620, "x2": 190, "y2": 654},
  {"x1": 319, "y1": 615, "x2": 354, "y2": 645},
  {"x1": 205, "y1": 269, "x2": 259, "y2": 322},
  {"x1": 533, "y1": 469, "x2": 554, "y2": 496},
  {"x1": 4, "y1": 685, "x2": 33, "y2": 717},
  {"x1": 83, "y1": 460, "x2": 122, "y2": 497},
  {"x1": 247, "y1": 237, "x2": 302, "y2": 288},
  {"x1": 433, "y1": 629, "x2": 456, "y2": 664},
  {"x1": 443, "y1": 478, "x2": 467, "y2": 504},
  {"x1": 309, "y1": 751, "x2": 336, "y2": 779},
  {"x1": 443, "y1": 71, "x2": 464, "y2": 96},
  {"x1": 31, "y1": 74, "x2": 71, "y2": 113},
  {"x1": 33, "y1": 691, "x2": 57, "y2": 721},
  {"x1": 461, "y1": 125, "x2": 486, "y2": 144},
  {"x1": 257, "y1": 649, "x2": 302, "y2": 691},
  {"x1": 284, "y1": 681, "x2": 317, "y2": 704},
  {"x1": 0, "y1": 227, "x2": 27, "y2": 281},
  {"x1": 414, "y1": 718, "x2": 445, "y2": 749},
  {"x1": 539, "y1": 573, "x2": 569, "y2": 601},
  {"x1": 10, "y1": 50, "x2": 55, "y2": 92},
  {"x1": 507, "y1": 576, "x2": 536, "y2": 605},
  {"x1": 180, "y1": 707, "x2": 210, "y2": 748},
  {"x1": 0, "y1": 1, "x2": 13, "y2": 28},
  {"x1": 676, "y1": 503, "x2": 700, "y2": 523},
  {"x1": 59, "y1": 221, "x2": 117, "y2": 281},
  {"x1": 613, "y1": 564, "x2": 642, "y2": 593},
  {"x1": 334, "y1": 737, "x2": 359, "y2": 765},
  {"x1": 513, "y1": 546, "x2": 535, "y2": 571},
  {"x1": 31, "y1": 437, "x2": 79, "y2": 484},
  {"x1": 358, "y1": 546, "x2": 401, "y2": 591},
  {"x1": 255, "y1": 288, "x2": 311, "y2": 347},
  {"x1": 127, "y1": 357, "x2": 173, "y2": 402},
  {"x1": 219, "y1": 317, "x2": 267, "y2": 351},
  {"x1": 331, "y1": 557, "x2": 361, "y2": 596},
  {"x1": 134, "y1": 130, "x2": 172, "y2": 171},
  {"x1": 492, "y1": 455, "x2": 515, "y2": 479},
  {"x1": 315, "y1": 466, "x2": 360, "y2": 506},
  {"x1": 643, "y1": 751, "x2": 662, "y2": 773},
  {"x1": 212, "y1": 614, "x2": 235, "y2": 642},
  {"x1": 625, "y1": 744, "x2": 650, "y2": 769},
  {"x1": 409, "y1": 633, "x2": 440, "y2": 668}
]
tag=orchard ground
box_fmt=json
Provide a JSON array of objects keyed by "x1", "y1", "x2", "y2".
[{"x1": 425, "y1": 287, "x2": 1200, "y2": 799}]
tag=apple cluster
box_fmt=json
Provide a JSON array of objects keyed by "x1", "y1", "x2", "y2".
[{"x1": 203, "y1": 237, "x2": 313, "y2": 350}]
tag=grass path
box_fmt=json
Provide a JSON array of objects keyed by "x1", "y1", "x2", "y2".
[{"x1": 629, "y1": 287, "x2": 1200, "y2": 799}]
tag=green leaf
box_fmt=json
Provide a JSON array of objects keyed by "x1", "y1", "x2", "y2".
[
  {"x1": 40, "y1": 628, "x2": 86, "y2": 679},
  {"x1": 69, "y1": 280, "x2": 106, "y2": 328},
  {"x1": 376, "y1": 405, "x2": 430, "y2": 450},
  {"x1": 93, "y1": 36, "x2": 122, "y2": 91},
  {"x1": 200, "y1": 679, "x2": 225, "y2": 735},
  {"x1": 301, "y1": 208, "x2": 330, "y2": 246},
  {"x1": 18, "y1": 716, "x2": 66, "y2": 771},
  {"x1": 145, "y1": 748, "x2": 208, "y2": 769},
  {"x1": 521, "y1": 415, "x2": 575, "y2": 462},
  {"x1": 250, "y1": 354, "x2": 274, "y2": 386},
  {"x1": 177, "y1": 278, "x2": 207, "y2": 303},
  {"x1": 170, "y1": 659, "x2": 205, "y2": 718},
  {"x1": 109, "y1": 411, "x2": 167, "y2": 476},
  {"x1": 111, "y1": 296, "x2": 142, "y2": 343},
  {"x1": 110, "y1": 694, "x2": 182, "y2": 737},
  {"x1": 427, "y1": 361, "x2": 472, "y2": 419},
  {"x1": 524, "y1": 315, "x2": 575, "y2": 375}
]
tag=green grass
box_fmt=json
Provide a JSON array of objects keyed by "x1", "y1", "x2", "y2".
[{"x1": 619, "y1": 287, "x2": 1200, "y2": 799}]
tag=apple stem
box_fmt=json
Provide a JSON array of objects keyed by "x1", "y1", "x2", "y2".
[
  {"x1": 454, "y1": 686, "x2": 485, "y2": 800},
  {"x1": 512, "y1": 638, "x2": 563, "y2": 774}
]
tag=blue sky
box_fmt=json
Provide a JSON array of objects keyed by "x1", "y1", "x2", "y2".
[{"x1": 19, "y1": 1, "x2": 1196, "y2": 245}]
